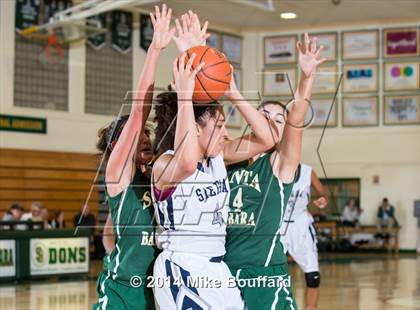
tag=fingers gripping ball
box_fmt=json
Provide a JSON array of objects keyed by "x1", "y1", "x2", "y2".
[{"x1": 184, "y1": 46, "x2": 232, "y2": 103}]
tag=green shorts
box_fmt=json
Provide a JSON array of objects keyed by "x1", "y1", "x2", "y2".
[
  {"x1": 93, "y1": 257, "x2": 155, "y2": 310},
  {"x1": 230, "y1": 264, "x2": 297, "y2": 310}
]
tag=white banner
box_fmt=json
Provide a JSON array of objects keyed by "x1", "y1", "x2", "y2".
[
  {"x1": 0, "y1": 240, "x2": 16, "y2": 278},
  {"x1": 30, "y1": 238, "x2": 89, "y2": 276}
]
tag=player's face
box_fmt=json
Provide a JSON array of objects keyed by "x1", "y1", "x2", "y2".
[
  {"x1": 259, "y1": 104, "x2": 287, "y2": 141},
  {"x1": 136, "y1": 131, "x2": 153, "y2": 165},
  {"x1": 199, "y1": 110, "x2": 228, "y2": 158}
]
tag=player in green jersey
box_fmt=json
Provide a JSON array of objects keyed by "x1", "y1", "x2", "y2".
[
  {"x1": 92, "y1": 5, "x2": 175, "y2": 309},
  {"x1": 225, "y1": 33, "x2": 326, "y2": 310},
  {"x1": 93, "y1": 124, "x2": 157, "y2": 309}
]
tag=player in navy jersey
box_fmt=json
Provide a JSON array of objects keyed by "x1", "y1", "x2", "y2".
[{"x1": 151, "y1": 15, "x2": 279, "y2": 309}]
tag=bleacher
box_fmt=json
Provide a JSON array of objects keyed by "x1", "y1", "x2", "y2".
[{"x1": 0, "y1": 148, "x2": 100, "y2": 227}]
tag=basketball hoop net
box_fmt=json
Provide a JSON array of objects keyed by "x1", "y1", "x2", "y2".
[{"x1": 43, "y1": 32, "x2": 64, "y2": 65}]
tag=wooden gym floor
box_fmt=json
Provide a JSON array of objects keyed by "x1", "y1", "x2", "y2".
[{"x1": 1, "y1": 253, "x2": 419, "y2": 310}]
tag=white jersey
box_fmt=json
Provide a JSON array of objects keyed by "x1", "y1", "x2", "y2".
[
  {"x1": 282, "y1": 164, "x2": 312, "y2": 223},
  {"x1": 280, "y1": 164, "x2": 319, "y2": 273},
  {"x1": 154, "y1": 251, "x2": 244, "y2": 310},
  {"x1": 152, "y1": 151, "x2": 230, "y2": 257}
]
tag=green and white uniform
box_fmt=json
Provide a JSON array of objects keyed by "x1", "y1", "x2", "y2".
[
  {"x1": 93, "y1": 170, "x2": 159, "y2": 310},
  {"x1": 225, "y1": 152, "x2": 297, "y2": 310}
]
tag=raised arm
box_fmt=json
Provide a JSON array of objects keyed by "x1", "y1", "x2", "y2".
[
  {"x1": 106, "y1": 5, "x2": 174, "y2": 197},
  {"x1": 276, "y1": 33, "x2": 326, "y2": 183},
  {"x1": 172, "y1": 12, "x2": 276, "y2": 165},
  {"x1": 153, "y1": 54, "x2": 206, "y2": 190},
  {"x1": 311, "y1": 169, "x2": 328, "y2": 209},
  {"x1": 173, "y1": 10, "x2": 209, "y2": 54},
  {"x1": 223, "y1": 70, "x2": 279, "y2": 165}
]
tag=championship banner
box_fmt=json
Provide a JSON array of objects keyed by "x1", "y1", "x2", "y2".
[
  {"x1": 87, "y1": 14, "x2": 107, "y2": 50},
  {"x1": 43, "y1": 0, "x2": 72, "y2": 24},
  {"x1": 30, "y1": 238, "x2": 89, "y2": 276},
  {"x1": 140, "y1": 13, "x2": 154, "y2": 51},
  {"x1": 0, "y1": 240, "x2": 16, "y2": 278},
  {"x1": 111, "y1": 10, "x2": 133, "y2": 54},
  {"x1": 0, "y1": 114, "x2": 47, "y2": 134},
  {"x1": 15, "y1": 0, "x2": 40, "y2": 31}
]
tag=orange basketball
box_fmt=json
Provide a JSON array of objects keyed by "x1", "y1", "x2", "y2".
[{"x1": 184, "y1": 46, "x2": 232, "y2": 103}]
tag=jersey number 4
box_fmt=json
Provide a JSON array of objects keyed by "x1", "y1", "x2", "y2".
[{"x1": 232, "y1": 188, "x2": 243, "y2": 210}]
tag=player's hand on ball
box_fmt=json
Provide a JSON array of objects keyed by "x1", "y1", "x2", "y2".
[
  {"x1": 150, "y1": 4, "x2": 175, "y2": 50},
  {"x1": 173, "y1": 11, "x2": 210, "y2": 53},
  {"x1": 313, "y1": 196, "x2": 328, "y2": 209},
  {"x1": 171, "y1": 53, "x2": 205, "y2": 100},
  {"x1": 224, "y1": 66, "x2": 239, "y2": 100},
  {"x1": 297, "y1": 33, "x2": 327, "y2": 78}
]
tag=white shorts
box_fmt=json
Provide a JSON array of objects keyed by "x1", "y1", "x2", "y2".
[
  {"x1": 153, "y1": 250, "x2": 244, "y2": 310},
  {"x1": 280, "y1": 213, "x2": 319, "y2": 273}
]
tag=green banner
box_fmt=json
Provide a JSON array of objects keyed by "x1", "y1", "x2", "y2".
[
  {"x1": 140, "y1": 13, "x2": 154, "y2": 52},
  {"x1": 111, "y1": 11, "x2": 132, "y2": 54},
  {"x1": 43, "y1": 0, "x2": 72, "y2": 24},
  {"x1": 0, "y1": 114, "x2": 47, "y2": 134},
  {"x1": 87, "y1": 14, "x2": 107, "y2": 50},
  {"x1": 15, "y1": 0, "x2": 40, "y2": 31}
]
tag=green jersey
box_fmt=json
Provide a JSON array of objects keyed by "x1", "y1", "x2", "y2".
[
  {"x1": 224, "y1": 153, "x2": 294, "y2": 269},
  {"x1": 106, "y1": 170, "x2": 159, "y2": 286}
]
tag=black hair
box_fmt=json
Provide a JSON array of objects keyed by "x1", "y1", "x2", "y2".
[
  {"x1": 258, "y1": 100, "x2": 288, "y2": 113},
  {"x1": 10, "y1": 203, "x2": 23, "y2": 211},
  {"x1": 153, "y1": 88, "x2": 223, "y2": 153}
]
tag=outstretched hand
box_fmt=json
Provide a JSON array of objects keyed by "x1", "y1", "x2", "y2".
[
  {"x1": 173, "y1": 10, "x2": 210, "y2": 53},
  {"x1": 171, "y1": 53, "x2": 205, "y2": 100},
  {"x1": 150, "y1": 4, "x2": 175, "y2": 50},
  {"x1": 297, "y1": 33, "x2": 327, "y2": 78},
  {"x1": 313, "y1": 196, "x2": 328, "y2": 209}
]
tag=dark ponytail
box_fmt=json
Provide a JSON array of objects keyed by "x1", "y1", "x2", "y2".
[{"x1": 153, "y1": 87, "x2": 223, "y2": 153}]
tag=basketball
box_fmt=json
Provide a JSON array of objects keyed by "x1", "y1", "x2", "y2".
[
  {"x1": 185, "y1": 45, "x2": 232, "y2": 103},
  {"x1": 4, "y1": 1, "x2": 420, "y2": 310}
]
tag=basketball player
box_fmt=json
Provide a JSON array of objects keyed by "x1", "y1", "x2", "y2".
[
  {"x1": 280, "y1": 164, "x2": 328, "y2": 310},
  {"x1": 151, "y1": 31, "x2": 279, "y2": 310},
  {"x1": 224, "y1": 33, "x2": 326, "y2": 310},
  {"x1": 93, "y1": 5, "x2": 174, "y2": 309}
]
